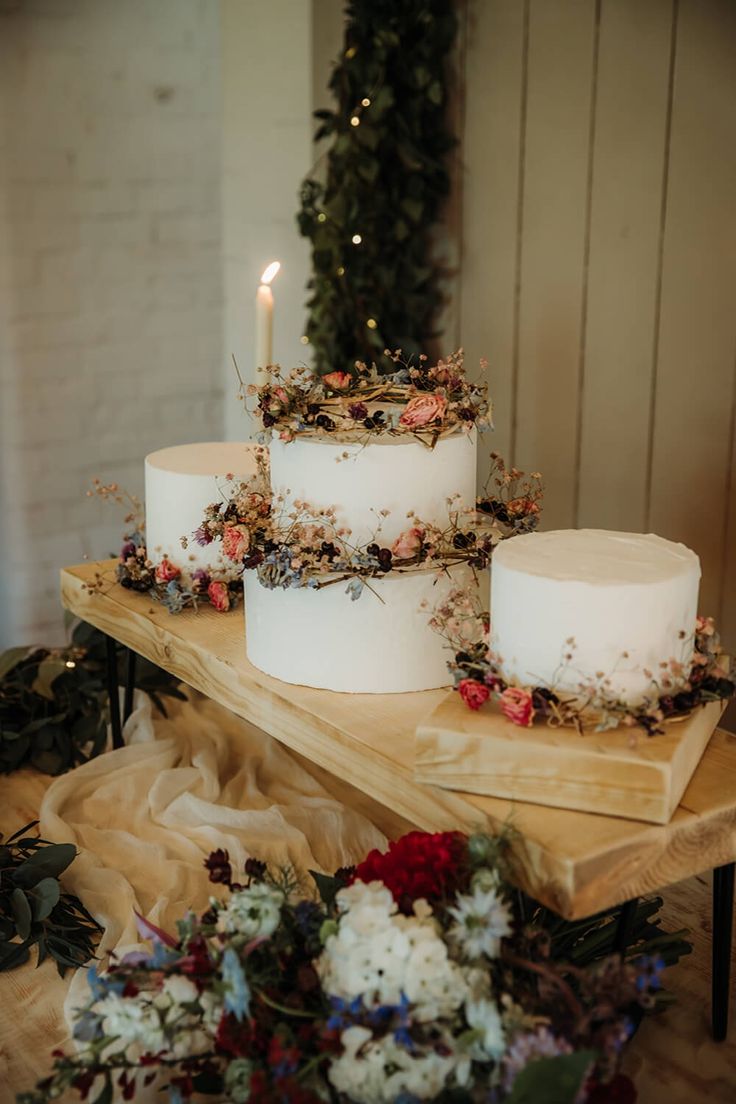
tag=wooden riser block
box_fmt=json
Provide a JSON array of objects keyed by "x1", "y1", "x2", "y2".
[{"x1": 415, "y1": 692, "x2": 727, "y2": 825}]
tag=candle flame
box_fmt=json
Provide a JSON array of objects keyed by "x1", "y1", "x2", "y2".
[{"x1": 260, "y1": 261, "x2": 281, "y2": 286}]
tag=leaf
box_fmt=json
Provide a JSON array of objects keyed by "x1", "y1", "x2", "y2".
[
  {"x1": 91, "y1": 1073, "x2": 113, "y2": 1104},
  {"x1": 32, "y1": 656, "x2": 68, "y2": 701},
  {"x1": 30, "y1": 877, "x2": 61, "y2": 921},
  {"x1": 13, "y1": 843, "x2": 76, "y2": 888},
  {"x1": 0, "y1": 940, "x2": 30, "y2": 972},
  {"x1": 11, "y1": 888, "x2": 32, "y2": 941},
  {"x1": 309, "y1": 869, "x2": 340, "y2": 908},
  {"x1": 0, "y1": 646, "x2": 30, "y2": 682},
  {"x1": 505, "y1": 1052, "x2": 597, "y2": 1104}
]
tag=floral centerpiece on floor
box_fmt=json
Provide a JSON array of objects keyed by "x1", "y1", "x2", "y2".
[{"x1": 22, "y1": 830, "x2": 669, "y2": 1104}]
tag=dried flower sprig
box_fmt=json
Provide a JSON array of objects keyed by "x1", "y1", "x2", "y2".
[{"x1": 245, "y1": 349, "x2": 492, "y2": 447}]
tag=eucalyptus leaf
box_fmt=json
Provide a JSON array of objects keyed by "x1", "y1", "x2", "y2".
[
  {"x1": 30, "y1": 877, "x2": 61, "y2": 922},
  {"x1": 13, "y1": 843, "x2": 77, "y2": 887},
  {"x1": 0, "y1": 646, "x2": 29, "y2": 681},
  {"x1": 11, "y1": 887, "x2": 32, "y2": 941},
  {"x1": 505, "y1": 1052, "x2": 597, "y2": 1104}
]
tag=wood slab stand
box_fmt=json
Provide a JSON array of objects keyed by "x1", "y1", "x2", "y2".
[
  {"x1": 415, "y1": 692, "x2": 726, "y2": 824},
  {"x1": 61, "y1": 561, "x2": 736, "y2": 921}
]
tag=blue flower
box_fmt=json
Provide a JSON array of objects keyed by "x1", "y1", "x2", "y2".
[
  {"x1": 221, "y1": 946, "x2": 251, "y2": 1021},
  {"x1": 326, "y1": 994, "x2": 364, "y2": 1031},
  {"x1": 635, "y1": 953, "x2": 665, "y2": 993},
  {"x1": 346, "y1": 577, "x2": 364, "y2": 601}
]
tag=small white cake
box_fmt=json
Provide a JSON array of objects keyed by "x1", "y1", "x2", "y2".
[
  {"x1": 245, "y1": 566, "x2": 477, "y2": 694},
  {"x1": 145, "y1": 442, "x2": 257, "y2": 574},
  {"x1": 490, "y1": 529, "x2": 701, "y2": 705},
  {"x1": 269, "y1": 430, "x2": 477, "y2": 544}
]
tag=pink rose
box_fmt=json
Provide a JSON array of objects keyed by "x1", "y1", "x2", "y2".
[
  {"x1": 399, "y1": 393, "x2": 447, "y2": 429},
  {"x1": 273, "y1": 386, "x2": 289, "y2": 404},
  {"x1": 155, "y1": 558, "x2": 180, "y2": 582},
  {"x1": 458, "y1": 678, "x2": 490, "y2": 711},
  {"x1": 506, "y1": 496, "x2": 540, "y2": 518},
  {"x1": 322, "y1": 371, "x2": 352, "y2": 391},
  {"x1": 207, "y1": 580, "x2": 230, "y2": 612},
  {"x1": 222, "y1": 523, "x2": 250, "y2": 562},
  {"x1": 391, "y1": 526, "x2": 425, "y2": 560},
  {"x1": 500, "y1": 686, "x2": 535, "y2": 727}
]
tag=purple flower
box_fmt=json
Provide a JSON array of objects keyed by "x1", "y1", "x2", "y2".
[
  {"x1": 120, "y1": 541, "x2": 137, "y2": 561},
  {"x1": 191, "y1": 568, "x2": 211, "y2": 591},
  {"x1": 193, "y1": 525, "x2": 213, "y2": 547}
]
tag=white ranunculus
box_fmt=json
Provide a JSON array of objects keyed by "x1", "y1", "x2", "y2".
[{"x1": 217, "y1": 882, "x2": 284, "y2": 939}]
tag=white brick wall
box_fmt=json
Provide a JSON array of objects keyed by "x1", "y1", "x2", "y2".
[{"x1": 0, "y1": 0, "x2": 224, "y2": 646}]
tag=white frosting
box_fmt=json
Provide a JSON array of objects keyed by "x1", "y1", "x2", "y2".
[
  {"x1": 268, "y1": 430, "x2": 477, "y2": 544},
  {"x1": 245, "y1": 567, "x2": 479, "y2": 693},
  {"x1": 145, "y1": 442, "x2": 258, "y2": 573},
  {"x1": 490, "y1": 529, "x2": 701, "y2": 705}
]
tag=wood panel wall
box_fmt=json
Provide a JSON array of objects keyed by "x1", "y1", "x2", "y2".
[{"x1": 459, "y1": 0, "x2": 736, "y2": 641}]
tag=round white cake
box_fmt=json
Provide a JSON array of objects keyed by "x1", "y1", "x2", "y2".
[
  {"x1": 490, "y1": 529, "x2": 701, "y2": 705},
  {"x1": 245, "y1": 567, "x2": 477, "y2": 694},
  {"x1": 145, "y1": 442, "x2": 257, "y2": 574},
  {"x1": 269, "y1": 430, "x2": 477, "y2": 544}
]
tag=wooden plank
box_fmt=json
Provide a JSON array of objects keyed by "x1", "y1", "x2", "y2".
[
  {"x1": 62, "y1": 561, "x2": 736, "y2": 919},
  {"x1": 513, "y1": 0, "x2": 598, "y2": 527},
  {"x1": 576, "y1": 0, "x2": 674, "y2": 530},
  {"x1": 460, "y1": 0, "x2": 527, "y2": 481},
  {"x1": 415, "y1": 688, "x2": 725, "y2": 824},
  {"x1": 647, "y1": 0, "x2": 736, "y2": 619}
]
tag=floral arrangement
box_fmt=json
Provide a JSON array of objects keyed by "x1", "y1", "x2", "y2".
[
  {"x1": 431, "y1": 591, "x2": 735, "y2": 735},
  {"x1": 192, "y1": 453, "x2": 542, "y2": 603},
  {"x1": 21, "y1": 829, "x2": 676, "y2": 1104},
  {"x1": 0, "y1": 821, "x2": 100, "y2": 974},
  {"x1": 87, "y1": 480, "x2": 241, "y2": 615},
  {"x1": 244, "y1": 350, "x2": 492, "y2": 446}
]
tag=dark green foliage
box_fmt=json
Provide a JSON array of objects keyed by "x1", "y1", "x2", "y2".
[
  {"x1": 0, "y1": 619, "x2": 186, "y2": 775},
  {"x1": 0, "y1": 823, "x2": 101, "y2": 975},
  {"x1": 297, "y1": 0, "x2": 458, "y2": 374}
]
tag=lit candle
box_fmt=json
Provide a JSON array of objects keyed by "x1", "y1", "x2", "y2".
[{"x1": 255, "y1": 261, "x2": 280, "y2": 370}]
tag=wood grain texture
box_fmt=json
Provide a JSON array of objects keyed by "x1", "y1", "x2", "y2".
[
  {"x1": 62, "y1": 561, "x2": 736, "y2": 920},
  {"x1": 415, "y1": 688, "x2": 725, "y2": 824},
  {"x1": 576, "y1": 0, "x2": 674, "y2": 531},
  {"x1": 647, "y1": 0, "x2": 736, "y2": 617},
  {"x1": 512, "y1": 0, "x2": 597, "y2": 526},
  {"x1": 460, "y1": 0, "x2": 527, "y2": 478}
]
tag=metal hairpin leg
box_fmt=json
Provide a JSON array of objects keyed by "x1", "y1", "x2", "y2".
[
  {"x1": 123, "y1": 648, "x2": 137, "y2": 724},
  {"x1": 105, "y1": 634, "x2": 124, "y2": 750},
  {"x1": 614, "y1": 897, "x2": 638, "y2": 954},
  {"x1": 712, "y1": 862, "x2": 735, "y2": 1042}
]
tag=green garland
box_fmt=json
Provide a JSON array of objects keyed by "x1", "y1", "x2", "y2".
[{"x1": 297, "y1": 0, "x2": 458, "y2": 374}]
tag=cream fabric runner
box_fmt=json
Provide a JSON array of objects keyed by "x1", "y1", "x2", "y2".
[{"x1": 36, "y1": 687, "x2": 387, "y2": 1045}]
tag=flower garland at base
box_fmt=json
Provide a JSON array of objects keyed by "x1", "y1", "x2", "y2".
[
  {"x1": 431, "y1": 590, "x2": 735, "y2": 735},
  {"x1": 193, "y1": 453, "x2": 542, "y2": 603},
  {"x1": 21, "y1": 830, "x2": 677, "y2": 1104}
]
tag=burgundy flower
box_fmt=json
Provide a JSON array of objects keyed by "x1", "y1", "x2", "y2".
[
  {"x1": 348, "y1": 402, "x2": 368, "y2": 421},
  {"x1": 204, "y1": 848, "x2": 231, "y2": 885},
  {"x1": 352, "y1": 830, "x2": 469, "y2": 911},
  {"x1": 458, "y1": 678, "x2": 490, "y2": 711}
]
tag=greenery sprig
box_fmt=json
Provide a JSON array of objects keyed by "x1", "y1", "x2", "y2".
[
  {"x1": 297, "y1": 0, "x2": 458, "y2": 373},
  {"x1": 0, "y1": 822, "x2": 101, "y2": 974},
  {"x1": 0, "y1": 620, "x2": 185, "y2": 775}
]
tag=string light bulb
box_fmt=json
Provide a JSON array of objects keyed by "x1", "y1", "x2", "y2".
[
  {"x1": 337, "y1": 266, "x2": 345, "y2": 276},
  {"x1": 350, "y1": 115, "x2": 360, "y2": 127},
  {"x1": 366, "y1": 318, "x2": 377, "y2": 329},
  {"x1": 300, "y1": 335, "x2": 309, "y2": 345},
  {"x1": 317, "y1": 212, "x2": 327, "y2": 222},
  {"x1": 351, "y1": 234, "x2": 362, "y2": 244},
  {"x1": 361, "y1": 97, "x2": 371, "y2": 107},
  {"x1": 65, "y1": 660, "x2": 76, "y2": 669}
]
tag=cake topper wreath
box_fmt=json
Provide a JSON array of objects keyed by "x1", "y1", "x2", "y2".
[
  {"x1": 190, "y1": 451, "x2": 542, "y2": 602},
  {"x1": 430, "y1": 589, "x2": 735, "y2": 736},
  {"x1": 244, "y1": 348, "x2": 492, "y2": 446}
]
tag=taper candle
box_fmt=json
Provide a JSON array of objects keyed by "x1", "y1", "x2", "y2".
[{"x1": 255, "y1": 261, "x2": 280, "y2": 369}]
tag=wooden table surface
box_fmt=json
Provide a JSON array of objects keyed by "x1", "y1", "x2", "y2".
[{"x1": 61, "y1": 560, "x2": 736, "y2": 920}]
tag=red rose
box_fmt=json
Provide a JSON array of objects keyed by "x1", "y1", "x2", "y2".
[
  {"x1": 222, "y1": 523, "x2": 250, "y2": 562},
  {"x1": 500, "y1": 686, "x2": 535, "y2": 727},
  {"x1": 352, "y1": 830, "x2": 468, "y2": 912},
  {"x1": 322, "y1": 371, "x2": 351, "y2": 391},
  {"x1": 207, "y1": 580, "x2": 230, "y2": 612},
  {"x1": 458, "y1": 678, "x2": 490, "y2": 711},
  {"x1": 155, "y1": 558, "x2": 180, "y2": 582},
  {"x1": 399, "y1": 393, "x2": 447, "y2": 429}
]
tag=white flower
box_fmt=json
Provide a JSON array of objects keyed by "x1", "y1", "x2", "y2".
[
  {"x1": 328, "y1": 1026, "x2": 459, "y2": 1104},
  {"x1": 217, "y1": 882, "x2": 284, "y2": 939},
  {"x1": 95, "y1": 992, "x2": 166, "y2": 1054},
  {"x1": 465, "y1": 995, "x2": 506, "y2": 1061},
  {"x1": 159, "y1": 975, "x2": 198, "y2": 1007},
  {"x1": 447, "y1": 883, "x2": 512, "y2": 961}
]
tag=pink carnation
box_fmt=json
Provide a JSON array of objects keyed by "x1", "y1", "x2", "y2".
[
  {"x1": 391, "y1": 526, "x2": 424, "y2": 560},
  {"x1": 207, "y1": 580, "x2": 230, "y2": 612},
  {"x1": 322, "y1": 371, "x2": 352, "y2": 391},
  {"x1": 155, "y1": 558, "x2": 180, "y2": 582},
  {"x1": 222, "y1": 523, "x2": 250, "y2": 562},
  {"x1": 399, "y1": 393, "x2": 447, "y2": 429},
  {"x1": 500, "y1": 686, "x2": 535, "y2": 727},
  {"x1": 458, "y1": 678, "x2": 490, "y2": 711}
]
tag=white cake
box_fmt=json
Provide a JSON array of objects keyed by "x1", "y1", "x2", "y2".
[
  {"x1": 269, "y1": 430, "x2": 477, "y2": 544},
  {"x1": 243, "y1": 430, "x2": 478, "y2": 693},
  {"x1": 490, "y1": 529, "x2": 701, "y2": 705},
  {"x1": 145, "y1": 442, "x2": 257, "y2": 575}
]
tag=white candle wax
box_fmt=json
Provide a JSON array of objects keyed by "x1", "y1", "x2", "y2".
[{"x1": 255, "y1": 282, "x2": 273, "y2": 369}]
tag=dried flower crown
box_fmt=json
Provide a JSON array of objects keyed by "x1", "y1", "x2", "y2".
[{"x1": 245, "y1": 349, "x2": 492, "y2": 446}]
